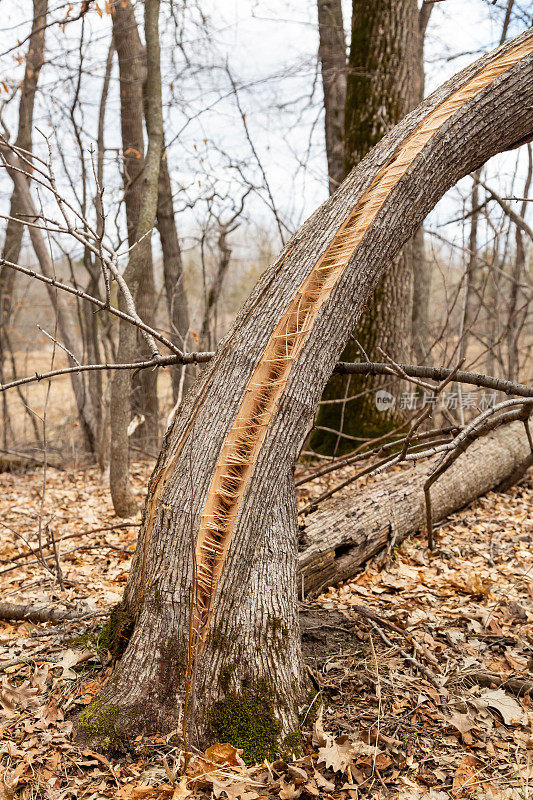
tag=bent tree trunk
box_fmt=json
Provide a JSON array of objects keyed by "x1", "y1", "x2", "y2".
[
  {"x1": 81, "y1": 32, "x2": 533, "y2": 758},
  {"x1": 300, "y1": 420, "x2": 532, "y2": 596}
]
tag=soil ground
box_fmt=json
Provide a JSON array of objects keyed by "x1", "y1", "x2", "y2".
[{"x1": 0, "y1": 461, "x2": 532, "y2": 799}]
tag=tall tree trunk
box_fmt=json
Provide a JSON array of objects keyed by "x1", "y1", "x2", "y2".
[
  {"x1": 0, "y1": 0, "x2": 47, "y2": 444},
  {"x1": 110, "y1": 0, "x2": 161, "y2": 514},
  {"x1": 458, "y1": 170, "x2": 481, "y2": 367},
  {"x1": 79, "y1": 31, "x2": 533, "y2": 755},
  {"x1": 1, "y1": 149, "x2": 99, "y2": 449},
  {"x1": 157, "y1": 148, "x2": 193, "y2": 403},
  {"x1": 89, "y1": 38, "x2": 115, "y2": 468},
  {"x1": 200, "y1": 223, "x2": 234, "y2": 349},
  {"x1": 317, "y1": 0, "x2": 346, "y2": 195},
  {"x1": 411, "y1": 6, "x2": 433, "y2": 364},
  {"x1": 507, "y1": 147, "x2": 532, "y2": 382},
  {"x1": 312, "y1": 0, "x2": 424, "y2": 454}
]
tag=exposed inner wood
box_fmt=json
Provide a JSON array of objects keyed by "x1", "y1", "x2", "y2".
[{"x1": 189, "y1": 33, "x2": 533, "y2": 652}]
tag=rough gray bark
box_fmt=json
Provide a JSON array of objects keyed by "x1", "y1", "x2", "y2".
[
  {"x1": 82, "y1": 31, "x2": 533, "y2": 755},
  {"x1": 0, "y1": 602, "x2": 83, "y2": 624},
  {"x1": 312, "y1": 0, "x2": 422, "y2": 452},
  {"x1": 157, "y1": 149, "x2": 192, "y2": 402},
  {"x1": 317, "y1": 0, "x2": 346, "y2": 194},
  {"x1": 1, "y1": 149, "x2": 99, "y2": 450},
  {"x1": 110, "y1": 0, "x2": 162, "y2": 515},
  {"x1": 0, "y1": 0, "x2": 47, "y2": 446},
  {"x1": 299, "y1": 420, "x2": 532, "y2": 596},
  {"x1": 410, "y1": 5, "x2": 433, "y2": 364}
]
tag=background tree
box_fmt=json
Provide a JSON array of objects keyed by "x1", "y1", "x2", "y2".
[
  {"x1": 110, "y1": 0, "x2": 163, "y2": 515},
  {"x1": 312, "y1": 0, "x2": 428, "y2": 454},
  {"x1": 0, "y1": 0, "x2": 48, "y2": 447}
]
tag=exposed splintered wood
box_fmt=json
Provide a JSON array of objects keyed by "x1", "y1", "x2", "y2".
[
  {"x1": 89, "y1": 31, "x2": 533, "y2": 752},
  {"x1": 189, "y1": 30, "x2": 533, "y2": 657},
  {"x1": 299, "y1": 421, "x2": 532, "y2": 597}
]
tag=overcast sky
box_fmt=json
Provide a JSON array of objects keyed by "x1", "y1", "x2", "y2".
[{"x1": 0, "y1": 0, "x2": 531, "y2": 263}]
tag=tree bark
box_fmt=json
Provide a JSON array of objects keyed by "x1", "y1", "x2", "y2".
[
  {"x1": 317, "y1": 0, "x2": 346, "y2": 195},
  {"x1": 312, "y1": 0, "x2": 423, "y2": 454},
  {"x1": 80, "y1": 31, "x2": 533, "y2": 756},
  {"x1": 0, "y1": 602, "x2": 84, "y2": 625},
  {"x1": 110, "y1": 0, "x2": 162, "y2": 515},
  {"x1": 0, "y1": 0, "x2": 47, "y2": 446},
  {"x1": 410, "y1": 6, "x2": 433, "y2": 364},
  {"x1": 157, "y1": 148, "x2": 192, "y2": 402},
  {"x1": 299, "y1": 420, "x2": 532, "y2": 596},
  {"x1": 506, "y1": 144, "x2": 532, "y2": 381},
  {"x1": 1, "y1": 149, "x2": 99, "y2": 451}
]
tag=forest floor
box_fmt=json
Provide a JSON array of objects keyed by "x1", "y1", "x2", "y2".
[{"x1": 0, "y1": 460, "x2": 532, "y2": 799}]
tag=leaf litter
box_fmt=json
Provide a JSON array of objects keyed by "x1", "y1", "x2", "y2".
[{"x1": 0, "y1": 461, "x2": 532, "y2": 798}]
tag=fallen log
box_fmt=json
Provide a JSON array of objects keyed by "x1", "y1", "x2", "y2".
[
  {"x1": 0, "y1": 602, "x2": 98, "y2": 625},
  {"x1": 299, "y1": 421, "x2": 532, "y2": 596}
]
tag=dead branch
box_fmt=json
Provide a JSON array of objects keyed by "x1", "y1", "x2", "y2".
[{"x1": 0, "y1": 601, "x2": 94, "y2": 624}]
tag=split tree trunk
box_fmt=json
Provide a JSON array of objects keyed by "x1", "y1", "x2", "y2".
[
  {"x1": 312, "y1": 0, "x2": 423, "y2": 453},
  {"x1": 83, "y1": 32, "x2": 533, "y2": 756},
  {"x1": 299, "y1": 420, "x2": 532, "y2": 596}
]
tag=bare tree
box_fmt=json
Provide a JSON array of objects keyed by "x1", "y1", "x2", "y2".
[
  {"x1": 157, "y1": 146, "x2": 192, "y2": 402},
  {"x1": 0, "y1": 0, "x2": 48, "y2": 444},
  {"x1": 75, "y1": 32, "x2": 533, "y2": 753},
  {"x1": 110, "y1": 0, "x2": 164, "y2": 516},
  {"x1": 317, "y1": 0, "x2": 346, "y2": 195},
  {"x1": 313, "y1": 0, "x2": 424, "y2": 454}
]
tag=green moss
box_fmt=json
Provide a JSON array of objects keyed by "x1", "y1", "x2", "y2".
[
  {"x1": 219, "y1": 663, "x2": 237, "y2": 693},
  {"x1": 78, "y1": 698, "x2": 121, "y2": 751},
  {"x1": 211, "y1": 623, "x2": 238, "y2": 651},
  {"x1": 282, "y1": 730, "x2": 303, "y2": 759},
  {"x1": 68, "y1": 631, "x2": 99, "y2": 649},
  {"x1": 98, "y1": 603, "x2": 135, "y2": 661},
  {"x1": 211, "y1": 682, "x2": 282, "y2": 764}
]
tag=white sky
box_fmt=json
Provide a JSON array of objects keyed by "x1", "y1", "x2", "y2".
[{"x1": 0, "y1": 0, "x2": 530, "y2": 266}]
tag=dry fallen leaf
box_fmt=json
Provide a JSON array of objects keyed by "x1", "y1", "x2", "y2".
[
  {"x1": 205, "y1": 742, "x2": 245, "y2": 768},
  {"x1": 55, "y1": 648, "x2": 95, "y2": 680},
  {"x1": 444, "y1": 711, "x2": 478, "y2": 734},
  {"x1": 314, "y1": 770, "x2": 335, "y2": 792},
  {"x1": 452, "y1": 755, "x2": 482, "y2": 796},
  {"x1": 211, "y1": 776, "x2": 259, "y2": 800},
  {"x1": 317, "y1": 735, "x2": 355, "y2": 774},
  {"x1": 0, "y1": 678, "x2": 39, "y2": 717},
  {"x1": 171, "y1": 776, "x2": 192, "y2": 799},
  {"x1": 312, "y1": 703, "x2": 328, "y2": 747},
  {"x1": 478, "y1": 688, "x2": 524, "y2": 725},
  {"x1": 278, "y1": 777, "x2": 301, "y2": 799}
]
